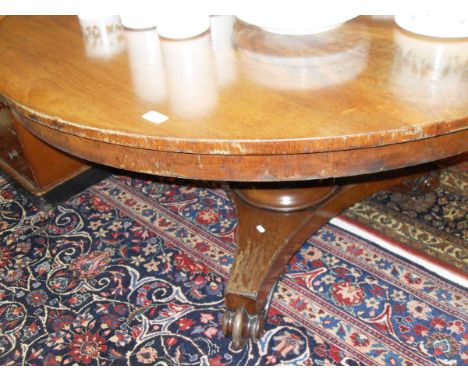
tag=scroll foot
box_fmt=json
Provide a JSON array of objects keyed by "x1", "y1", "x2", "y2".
[{"x1": 222, "y1": 307, "x2": 264, "y2": 349}]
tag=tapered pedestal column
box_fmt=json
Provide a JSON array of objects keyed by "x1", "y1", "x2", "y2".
[{"x1": 223, "y1": 169, "x2": 440, "y2": 348}]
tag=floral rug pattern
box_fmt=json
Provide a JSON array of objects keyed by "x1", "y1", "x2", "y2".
[
  {"x1": 344, "y1": 166, "x2": 468, "y2": 273},
  {"x1": 0, "y1": 171, "x2": 467, "y2": 365}
]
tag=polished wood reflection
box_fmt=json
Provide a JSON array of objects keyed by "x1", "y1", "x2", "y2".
[
  {"x1": 0, "y1": 16, "x2": 467, "y2": 347},
  {"x1": 1, "y1": 16, "x2": 467, "y2": 181},
  {"x1": 0, "y1": 16, "x2": 466, "y2": 160},
  {"x1": 235, "y1": 184, "x2": 339, "y2": 212},
  {"x1": 16, "y1": 114, "x2": 468, "y2": 182}
]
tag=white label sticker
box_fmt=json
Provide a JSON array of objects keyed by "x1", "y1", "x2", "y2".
[
  {"x1": 256, "y1": 225, "x2": 266, "y2": 234},
  {"x1": 142, "y1": 110, "x2": 169, "y2": 124}
]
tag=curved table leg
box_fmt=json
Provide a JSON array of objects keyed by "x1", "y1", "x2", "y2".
[{"x1": 223, "y1": 168, "x2": 440, "y2": 348}]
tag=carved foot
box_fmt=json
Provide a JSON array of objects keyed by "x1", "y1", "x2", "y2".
[{"x1": 222, "y1": 307, "x2": 264, "y2": 348}]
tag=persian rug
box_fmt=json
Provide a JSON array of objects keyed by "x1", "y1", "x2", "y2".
[
  {"x1": 0, "y1": 168, "x2": 467, "y2": 366},
  {"x1": 341, "y1": 164, "x2": 468, "y2": 279}
]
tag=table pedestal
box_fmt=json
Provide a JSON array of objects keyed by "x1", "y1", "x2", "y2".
[{"x1": 223, "y1": 168, "x2": 439, "y2": 348}]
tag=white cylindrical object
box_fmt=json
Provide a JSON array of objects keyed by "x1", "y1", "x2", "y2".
[
  {"x1": 210, "y1": 16, "x2": 238, "y2": 87},
  {"x1": 78, "y1": 15, "x2": 125, "y2": 58},
  {"x1": 391, "y1": 28, "x2": 468, "y2": 108},
  {"x1": 156, "y1": 15, "x2": 210, "y2": 39},
  {"x1": 236, "y1": 13, "x2": 358, "y2": 35},
  {"x1": 120, "y1": 15, "x2": 158, "y2": 30},
  {"x1": 395, "y1": 15, "x2": 468, "y2": 38},
  {"x1": 160, "y1": 33, "x2": 217, "y2": 118},
  {"x1": 126, "y1": 29, "x2": 167, "y2": 104}
]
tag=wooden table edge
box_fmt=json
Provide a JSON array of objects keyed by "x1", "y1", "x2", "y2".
[
  {"x1": 4, "y1": 94, "x2": 468, "y2": 157},
  {"x1": 15, "y1": 111, "x2": 468, "y2": 182}
]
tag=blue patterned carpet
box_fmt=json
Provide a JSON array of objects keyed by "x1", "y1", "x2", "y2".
[{"x1": 0, "y1": 171, "x2": 466, "y2": 365}]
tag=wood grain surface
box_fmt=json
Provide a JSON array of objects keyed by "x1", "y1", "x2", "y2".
[
  {"x1": 0, "y1": 16, "x2": 466, "y2": 181},
  {"x1": 1, "y1": 15, "x2": 466, "y2": 346},
  {"x1": 17, "y1": 115, "x2": 468, "y2": 181}
]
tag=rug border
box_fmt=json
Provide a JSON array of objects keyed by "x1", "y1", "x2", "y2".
[{"x1": 330, "y1": 215, "x2": 468, "y2": 289}]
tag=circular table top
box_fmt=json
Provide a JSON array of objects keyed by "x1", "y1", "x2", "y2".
[{"x1": 0, "y1": 16, "x2": 467, "y2": 181}]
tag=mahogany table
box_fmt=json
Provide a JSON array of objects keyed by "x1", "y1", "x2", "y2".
[{"x1": 0, "y1": 16, "x2": 467, "y2": 347}]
